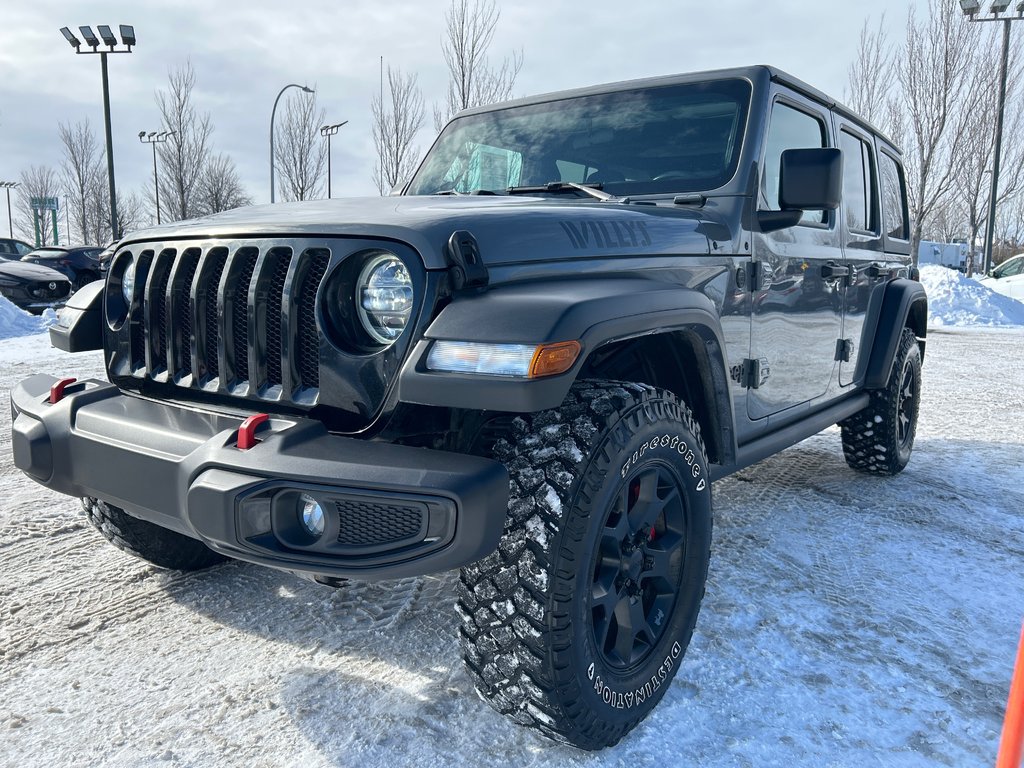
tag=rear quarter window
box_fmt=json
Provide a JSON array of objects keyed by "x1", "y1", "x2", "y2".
[{"x1": 879, "y1": 151, "x2": 909, "y2": 240}]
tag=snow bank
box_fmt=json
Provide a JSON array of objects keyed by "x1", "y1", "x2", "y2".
[
  {"x1": 919, "y1": 264, "x2": 1024, "y2": 327},
  {"x1": 0, "y1": 297, "x2": 57, "y2": 341}
]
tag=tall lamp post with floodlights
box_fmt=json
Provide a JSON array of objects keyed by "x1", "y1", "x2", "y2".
[
  {"x1": 0, "y1": 182, "x2": 17, "y2": 238},
  {"x1": 320, "y1": 121, "x2": 348, "y2": 199},
  {"x1": 270, "y1": 84, "x2": 315, "y2": 203},
  {"x1": 59, "y1": 24, "x2": 135, "y2": 242},
  {"x1": 139, "y1": 130, "x2": 175, "y2": 225},
  {"x1": 960, "y1": 0, "x2": 1024, "y2": 274}
]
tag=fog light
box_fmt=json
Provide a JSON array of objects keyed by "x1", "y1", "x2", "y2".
[{"x1": 298, "y1": 494, "x2": 325, "y2": 537}]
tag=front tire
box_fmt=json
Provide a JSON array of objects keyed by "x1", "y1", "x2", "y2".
[
  {"x1": 83, "y1": 497, "x2": 227, "y2": 571},
  {"x1": 840, "y1": 327, "x2": 922, "y2": 475},
  {"x1": 458, "y1": 381, "x2": 712, "y2": 749}
]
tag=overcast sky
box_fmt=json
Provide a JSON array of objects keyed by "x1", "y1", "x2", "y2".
[{"x1": 0, "y1": 0, "x2": 927, "y2": 227}]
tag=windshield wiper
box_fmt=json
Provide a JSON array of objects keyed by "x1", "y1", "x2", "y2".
[
  {"x1": 506, "y1": 181, "x2": 619, "y2": 202},
  {"x1": 433, "y1": 188, "x2": 500, "y2": 196}
]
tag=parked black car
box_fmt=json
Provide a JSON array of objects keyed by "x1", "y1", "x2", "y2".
[
  {"x1": 95, "y1": 241, "x2": 118, "y2": 275},
  {"x1": 0, "y1": 238, "x2": 34, "y2": 260},
  {"x1": 21, "y1": 246, "x2": 103, "y2": 291},
  {"x1": 0, "y1": 260, "x2": 71, "y2": 313}
]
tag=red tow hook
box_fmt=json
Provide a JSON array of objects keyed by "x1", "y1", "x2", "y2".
[
  {"x1": 49, "y1": 377, "x2": 78, "y2": 404},
  {"x1": 236, "y1": 413, "x2": 270, "y2": 450}
]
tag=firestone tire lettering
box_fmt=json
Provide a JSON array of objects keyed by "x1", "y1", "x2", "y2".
[{"x1": 458, "y1": 381, "x2": 712, "y2": 750}]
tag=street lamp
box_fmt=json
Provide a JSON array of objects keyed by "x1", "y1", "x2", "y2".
[
  {"x1": 962, "y1": 1, "x2": 1024, "y2": 274},
  {"x1": 58, "y1": 23, "x2": 135, "y2": 241},
  {"x1": 0, "y1": 182, "x2": 17, "y2": 238},
  {"x1": 139, "y1": 130, "x2": 175, "y2": 224},
  {"x1": 319, "y1": 121, "x2": 348, "y2": 199},
  {"x1": 270, "y1": 84, "x2": 315, "y2": 203}
]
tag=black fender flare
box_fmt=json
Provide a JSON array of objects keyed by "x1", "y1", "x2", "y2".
[
  {"x1": 862, "y1": 278, "x2": 928, "y2": 390},
  {"x1": 398, "y1": 277, "x2": 736, "y2": 456}
]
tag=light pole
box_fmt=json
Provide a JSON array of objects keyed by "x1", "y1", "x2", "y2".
[
  {"x1": 59, "y1": 24, "x2": 135, "y2": 242},
  {"x1": 270, "y1": 84, "x2": 314, "y2": 203},
  {"x1": 139, "y1": 130, "x2": 174, "y2": 225},
  {"x1": 0, "y1": 182, "x2": 16, "y2": 238},
  {"x1": 961, "y1": 0, "x2": 1024, "y2": 274},
  {"x1": 319, "y1": 121, "x2": 348, "y2": 199}
]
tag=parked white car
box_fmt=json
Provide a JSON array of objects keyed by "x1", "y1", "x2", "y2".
[{"x1": 979, "y1": 254, "x2": 1024, "y2": 300}]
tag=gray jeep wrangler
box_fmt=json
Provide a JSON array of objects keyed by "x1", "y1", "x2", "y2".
[{"x1": 11, "y1": 65, "x2": 926, "y2": 749}]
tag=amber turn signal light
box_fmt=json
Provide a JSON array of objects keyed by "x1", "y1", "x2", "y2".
[{"x1": 528, "y1": 341, "x2": 582, "y2": 378}]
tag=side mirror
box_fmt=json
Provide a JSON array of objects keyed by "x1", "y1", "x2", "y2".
[
  {"x1": 758, "y1": 147, "x2": 842, "y2": 233},
  {"x1": 779, "y1": 147, "x2": 842, "y2": 211}
]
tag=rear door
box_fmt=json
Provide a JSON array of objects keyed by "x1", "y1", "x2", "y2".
[{"x1": 834, "y1": 118, "x2": 884, "y2": 386}]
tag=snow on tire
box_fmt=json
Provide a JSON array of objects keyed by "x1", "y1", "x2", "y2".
[
  {"x1": 83, "y1": 497, "x2": 227, "y2": 571},
  {"x1": 840, "y1": 328, "x2": 922, "y2": 476},
  {"x1": 458, "y1": 380, "x2": 712, "y2": 750}
]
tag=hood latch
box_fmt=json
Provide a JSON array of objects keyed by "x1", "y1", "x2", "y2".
[{"x1": 446, "y1": 230, "x2": 489, "y2": 291}]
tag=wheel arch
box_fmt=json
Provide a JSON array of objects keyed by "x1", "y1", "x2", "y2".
[
  {"x1": 398, "y1": 277, "x2": 737, "y2": 464},
  {"x1": 578, "y1": 329, "x2": 734, "y2": 466},
  {"x1": 862, "y1": 278, "x2": 928, "y2": 390}
]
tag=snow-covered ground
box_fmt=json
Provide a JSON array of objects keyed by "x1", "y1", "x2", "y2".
[{"x1": 0, "y1": 289, "x2": 1022, "y2": 766}]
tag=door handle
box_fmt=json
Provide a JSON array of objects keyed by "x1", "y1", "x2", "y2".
[{"x1": 821, "y1": 263, "x2": 853, "y2": 280}]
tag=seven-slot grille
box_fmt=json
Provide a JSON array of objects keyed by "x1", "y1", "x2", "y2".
[{"x1": 121, "y1": 240, "x2": 332, "y2": 404}]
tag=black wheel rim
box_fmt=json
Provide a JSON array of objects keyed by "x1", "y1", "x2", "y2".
[
  {"x1": 897, "y1": 361, "x2": 915, "y2": 449},
  {"x1": 589, "y1": 463, "x2": 687, "y2": 671}
]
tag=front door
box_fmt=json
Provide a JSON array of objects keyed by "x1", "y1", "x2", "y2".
[{"x1": 749, "y1": 95, "x2": 843, "y2": 421}]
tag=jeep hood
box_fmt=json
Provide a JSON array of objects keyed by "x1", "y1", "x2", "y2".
[{"x1": 119, "y1": 195, "x2": 719, "y2": 269}]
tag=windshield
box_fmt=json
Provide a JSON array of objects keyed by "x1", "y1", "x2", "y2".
[{"x1": 407, "y1": 78, "x2": 752, "y2": 198}]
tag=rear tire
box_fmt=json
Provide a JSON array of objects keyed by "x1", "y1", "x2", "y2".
[
  {"x1": 840, "y1": 328, "x2": 922, "y2": 475},
  {"x1": 458, "y1": 381, "x2": 712, "y2": 749},
  {"x1": 83, "y1": 497, "x2": 227, "y2": 571}
]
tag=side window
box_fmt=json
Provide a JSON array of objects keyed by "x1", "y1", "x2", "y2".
[
  {"x1": 879, "y1": 152, "x2": 909, "y2": 240},
  {"x1": 997, "y1": 257, "x2": 1024, "y2": 277},
  {"x1": 762, "y1": 101, "x2": 828, "y2": 224},
  {"x1": 15, "y1": 242, "x2": 32, "y2": 256},
  {"x1": 840, "y1": 130, "x2": 876, "y2": 233}
]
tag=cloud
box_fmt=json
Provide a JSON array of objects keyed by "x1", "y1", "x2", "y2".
[{"x1": 0, "y1": 0, "x2": 917, "y2": 227}]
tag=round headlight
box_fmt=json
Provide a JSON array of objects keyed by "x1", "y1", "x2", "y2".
[
  {"x1": 355, "y1": 253, "x2": 413, "y2": 345},
  {"x1": 121, "y1": 256, "x2": 136, "y2": 304}
]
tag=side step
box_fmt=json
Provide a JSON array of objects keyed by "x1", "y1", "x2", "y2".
[{"x1": 709, "y1": 393, "x2": 870, "y2": 481}]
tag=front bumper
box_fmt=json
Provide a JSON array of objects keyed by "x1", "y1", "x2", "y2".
[{"x1": 11, "y1": 374, "x2": 510, "y2": 581}]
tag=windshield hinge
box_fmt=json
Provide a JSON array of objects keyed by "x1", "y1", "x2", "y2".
[
  {"x1": 732, "y1": 357, "x2": 769, "y2": 389},
  {"x1": 834, "y1": 338, "x2": 854, "y2": 362},
  {"x1": 446, "y1": 230, "x2": 489, "y2": 290}
]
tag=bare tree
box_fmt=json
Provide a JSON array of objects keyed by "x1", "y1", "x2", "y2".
[
  {"x1": 845, "y1": 16, "x2": 894, "y2": 127},
  {"x1": 999, "y1": 190, "x2": 1024, "y2": 262},
  {"x1": 433, "y1": 0, "x2": 523, "y2": 131},
  {"x1": 893, "y1": 0, "x2": 978, "y2": 263},
  {"x1": 274, "y1": 89, "x2": 326, "y2": 202},
  {"x1": 372, "y1": 66, "x2": 426, "y2": 195},
  {"x1": 15, "y1": 166, "x2": 61, "y2": 246},
  {"x1": 87, "y1": 185, "x2": 144, "y2": 241},
  {"x1": 197, "y1": 153, "x2": 252, "y2": 214},
  {"x1": 113, "y1": 190, "x2": 146, "y2": 237},
  {"x1": 58, "y1": 119, "x2": 104, "y2": 245},
  {"x1": 951, "y1": 26, "x2": 1024, "y2": 272},
  {"x1": 155, "y1": 62, "x2": 213, "y2": 221}
]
